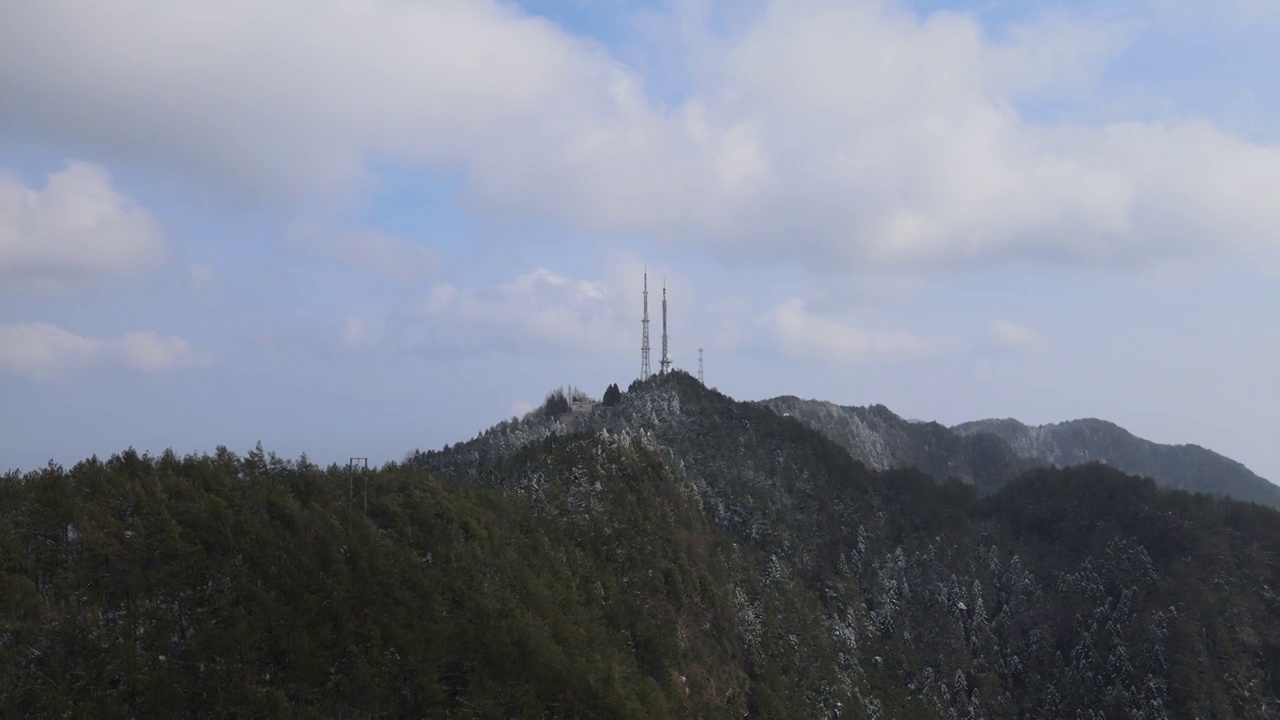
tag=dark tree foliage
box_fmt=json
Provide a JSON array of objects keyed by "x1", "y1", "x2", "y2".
[
  {"x1": 408, "y1": 371, "x2": 1280, "y2": 718},
  {"x1": 765, "y1": 396, "x2": 1280, "y2": 508},
  {"x1": 543, "y1": 388, "x2": 571, "y2": 417},
  {"x1": 602, "y1": 383, "x2": 623, "y2": 407},
  {"x1": 6, "y1": 373, "x2": 1280, "y2": 718},
  {"x1": 0, "y1": 446, "x2": 742, "y2": 718}
]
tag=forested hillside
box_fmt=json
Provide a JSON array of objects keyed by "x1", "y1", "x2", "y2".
[
  {"x1": 758, "y1": 395, "x2": 1279, "y2": 508},
  {"x1": 0, "y1": 444, "x2": 748, "y2": 718},
  {"x1": 953, "y1": 417, "x2": 1280, "y2": 509},
  {"x1": 4, "y1": 374, "x2": 1279, "y2": 717},
  {"x1": 754, "y1": 396, "x2": 1033, "y2": 490}
]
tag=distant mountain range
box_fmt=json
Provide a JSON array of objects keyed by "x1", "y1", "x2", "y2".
[
  {"x1": 755, "y1": 397, "x2": 1032, "y2": 493},
  {"x1": 757, "y1": 396, "x2": 1280, "y2": 509},
  {"x1": 952, "y1": 416, "x2": 1280, "y2": 508}
]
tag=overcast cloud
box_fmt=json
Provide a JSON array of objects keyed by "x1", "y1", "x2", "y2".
[
  {"x1": 3, "y1": 1, "x2": 1278, "y2": 271},
  {"x1": 0, "y1": 162, "x2": 168, "y2": 291},
  {"x1": 0, "y1": 0, "x2": 1275, "y2": 483}
]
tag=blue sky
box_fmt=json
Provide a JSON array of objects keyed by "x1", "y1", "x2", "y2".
[{"x1": 1, "y1": 0, "x2": 1277, "y2": 482}]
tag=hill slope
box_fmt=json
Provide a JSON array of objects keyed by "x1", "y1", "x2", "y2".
[
  {"x1": 953, "y1": 417, "x2": 1280, "y2": 508},
  {"x1": 412, "y1": 372, "x2": 1280, "y2": 717},
  {"x1": 5, "y1": 373, "x2": 1280, "y2": 717},
  {"x1": 0, "y1": 444, "x2": 755, "y2": 718},
  {"x1": 754, "y1": 396, "x2": 1033, "y2": 491},
  {"x1": 756, "y1": 395, "x2": 1279, "y2": 508}
]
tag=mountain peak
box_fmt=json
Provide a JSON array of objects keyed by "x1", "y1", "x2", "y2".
[
  {"x1": 953, "y1": 414, "x2": 1277, "y2": 506},
  {"x1": 759, "y1": 398, "x2": 1279, "y2": 507}
]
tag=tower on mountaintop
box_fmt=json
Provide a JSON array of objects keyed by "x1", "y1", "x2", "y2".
[
  {"x1": 660, "y1": 279, "x2": 672, "y2": 375},
  {"x1": 640, "y1": 269, "x2": 651, "y2": 381}
]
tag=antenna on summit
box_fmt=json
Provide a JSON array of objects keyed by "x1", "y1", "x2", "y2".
[
  {"x1": 641, "y1": 268, "x2": 651, "y2": 381},
  {"x1": 660, "y1": 279, "x2": 672, "y2": 375},
  {"x1": 698, "y1": 348, "x2": 704, "y2": 385}
]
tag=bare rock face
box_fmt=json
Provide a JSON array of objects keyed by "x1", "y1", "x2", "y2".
[{"x1": 755, "y1": 396, "x2": 1032, "y2": 492}]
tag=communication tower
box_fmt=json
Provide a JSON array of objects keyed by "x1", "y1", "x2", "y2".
[
  {"x1": 698, "y1": 348, "x2": 704, "y2": 385},
  {"x1": 660, "y1": 280, "x2": 672, "y2": 375},
  {"x1": 641, "y1": 270, "x2": 651, "y2": 380}
]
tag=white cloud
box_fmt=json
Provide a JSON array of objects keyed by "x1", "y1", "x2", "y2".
[
  {"x1": 109, "y1": 331, "x2": 214, "y2": 373},
  {"x1": 2, "y1": 1, "x2": 1279, "y2": 271},
  {"x1": 759, "y1": 299, "x2": 928, "y2": 363},
  {"x1": 0, "y1": 162, "x2": 168, "y2": 291},
  {"x1": 415, "y1": 267, "x2": 629, "y2": 354},
  {"x1": 287, "y1": 218, "x2": 436, "y2": 281},
  {"x1": 0, "y1": 322, "x2": 211, "y2": 379},
  {"x1": 989, "y1": 319, "x2": 1043, "y2": 350},
  {"x1": 0, "y1": 322, "x2": 101, "y2": 377}
]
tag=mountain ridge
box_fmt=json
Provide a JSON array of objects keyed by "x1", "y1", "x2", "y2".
[
  {"x1": 6, "y1": 372, "x2": 1280, "y2": 716},
  {"x1": 952, "y1": 415, "x2": 1280, "y2": 508},
  {"x1": 754, "y1": 395, "x2": 1034, "y2": 493},
  {"x1": 755, "y1": 395, "x2": 1279, "y2": 509}
]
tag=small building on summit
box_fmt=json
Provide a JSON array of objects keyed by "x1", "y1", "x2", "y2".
[{"x1": 558, "y1": 397, "x2": 597, "y2": 432}]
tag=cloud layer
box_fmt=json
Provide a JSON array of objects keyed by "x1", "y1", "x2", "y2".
[
  {"x1": 762, "y1": 299, "x2": 928, "y2": 363},
  {"x1": 989, "y1": 319, "x2": 1043, "y2": 350},
  {"x1": 0, "y1": 162, "x2": 168, "y2": 291},
  {"x1": 415, "y1": 268, "x2": 630, "y2": 355},
  {"x1": 288, "y1": 219, "x2": 437, "y2": 281},
  {"x1": 3, "y1": 1, "x2": 1278, "y2": 273},
  {"x1": 0, "y1": 322, "x2": 212, "y2": 379}
]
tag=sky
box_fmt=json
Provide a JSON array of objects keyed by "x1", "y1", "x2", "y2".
[{"x1": 1, "y1": 0, "x2": 1277, "y2": 482}]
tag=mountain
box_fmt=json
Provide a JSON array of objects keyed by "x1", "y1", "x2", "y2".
[
  {"x1": 5, "y1": 372, "x2": 1280, "y2": 717},
  {"x1": 412, "y1": 372, "x2": 1280, "y2": 716},
  {"x1": 757, "y1": 396, "x2": 1280, "y2": 509},
  {"x1": 952, "y1": 417, "x2": 1280, "y2": 509},
  {"x1": 2, "y1": 442, "x2": 763, "y2": 717},
  {"x1": 754, "y1": 396, "x2": 1034, "y2": 492}
]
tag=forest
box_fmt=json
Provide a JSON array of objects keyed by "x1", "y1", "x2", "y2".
[{"x1": 3, "y1": 373, "x2": 1279, "y2": 718}]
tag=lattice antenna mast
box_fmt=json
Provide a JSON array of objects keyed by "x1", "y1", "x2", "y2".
[
  {"x1": 640, "y1": 269, "x2": 651, "y2": 380},
  {"x1": 660, "y1": 279, "x2": 672, "y2": 375},
  {"x1": 698, "y1": 347, "x2": 704, "y2": 385}
]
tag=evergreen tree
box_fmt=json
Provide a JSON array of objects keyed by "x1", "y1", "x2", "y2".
[
  {"x1": 544, "y1": 388, "x2": 571, "y2": 417},
  {"x1": 603, "y1": 383, "x2": 623, "y2": 407}
]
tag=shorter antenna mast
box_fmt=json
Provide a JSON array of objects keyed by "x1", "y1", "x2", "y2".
[{"x1": 659, "y1": 279, "x2": 672, "y2": 375}]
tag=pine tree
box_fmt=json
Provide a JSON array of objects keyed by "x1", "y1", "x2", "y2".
[{"x1": 603, "y1": 383, "x2": 623, "y2": 407}]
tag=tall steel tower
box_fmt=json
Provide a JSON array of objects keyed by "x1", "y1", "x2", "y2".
[
  {"x1": 660, "y1": 280, "x2": 672, "y2": 375},
  {"x1": 640, "y1": 270, "x2": 651, "y2": 380},
  {"x1": 698, "y1": 348, "x2": 704, "y2": 385}
]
